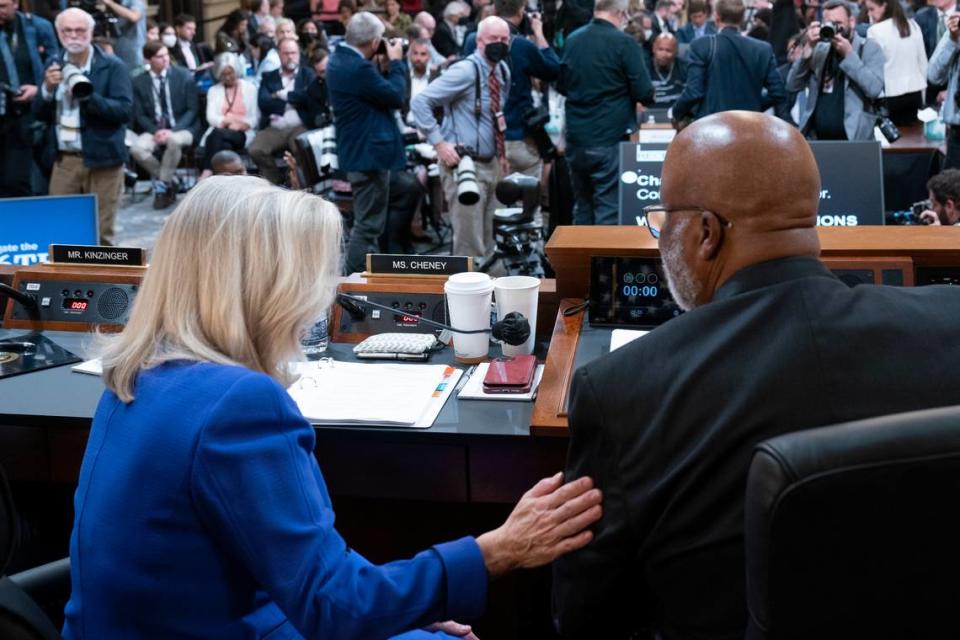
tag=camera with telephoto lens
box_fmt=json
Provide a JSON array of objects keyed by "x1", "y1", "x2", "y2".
[
  {"x1": 67, "y1": 0, "x2": 120, "y2": 38},
  {"x1": 375, "y1": 38, "x2": 410, "y2": 56},
  {"x1": 819, "y1": 21, "x2": 842, "y2": 41},
  {"x1": 523, "y1": 104, "x2": 556, "y2": 159},
  {"x1": 61, "y1": 63, "x2": 94, "y2": 101},
  {"x1": 453, "y1": 145, "x2": 480, "y2": 205},
  {"x1": 875, "y1": 102, "x2": 901, "y2": 143}
]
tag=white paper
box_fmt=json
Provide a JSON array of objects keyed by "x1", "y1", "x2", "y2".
[
  {"x1": 457, "y1": 363, "x2": 545, "y2": 402},
  {"x1": 72, "y1": 358, "x2": 103, "y2": 376},
  {"x1": 609, "y1": 329, "x2": 649, "y2": 352},
  {"x1": 288, "y1": 361, "x2": 459, "y2": 427}
]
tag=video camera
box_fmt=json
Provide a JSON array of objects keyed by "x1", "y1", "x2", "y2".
[
  {"x1": 523, "y1": 105, "x2": 556, "y2": 160},
  {"x1": 66, "y1": 0, "x2": 120, "y2": 38}
]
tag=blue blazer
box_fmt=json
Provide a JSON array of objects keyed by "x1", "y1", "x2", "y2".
[
  {"x1": 914, "y1": 6, "x2": 939, "y2": 59},
  {"x1": 673, "y1": 27, "x2": 785, "y2": 121},
  {"x1": 676, "y1": 20, "x2": 717, "y2": 44},
  {"x1": 62, "y1": 361, "x2": 487, "y2": 640},
  {"x1": 32, "y1": 46, "x2": 133, "y2": 169},
  {"x1": 326, "y1": 45, "x2": 406, "y2": 172},
  {"x1": 14, "y1": 11, "x2": 59, "y2": 85},
  {"x1": 258, "y1": 65, "x2": 316, "y2": 130}
]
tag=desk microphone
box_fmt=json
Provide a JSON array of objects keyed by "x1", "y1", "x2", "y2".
[
  {"x1": 0, "y1": 282, "x2": 40, "y2": 324},
  {"x1": 336, "y1": 293, "x2": 531, "y2": 346}
]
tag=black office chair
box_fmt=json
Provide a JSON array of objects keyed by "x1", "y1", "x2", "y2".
[
  {"x1": 745, "y1": 405, "x2": 960, "y2": 639},
  {"x1": 0, "y1": 464, "x2": 69, "y2": 640}
]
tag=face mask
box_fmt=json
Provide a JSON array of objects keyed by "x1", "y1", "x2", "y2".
[
  {"x1": 161, "y1": 34, "x2": 177, "y2": 48},
  {"x1": 484, "y1": 41, "x2": 509, "y2": 63},
  {"x1": 644, "y1": 28, "x2": 653, "y2": 40}
]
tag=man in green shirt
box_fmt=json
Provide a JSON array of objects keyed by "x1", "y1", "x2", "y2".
[{"x1": 558, "y1": 0, "x2": 654, "y2": 225}]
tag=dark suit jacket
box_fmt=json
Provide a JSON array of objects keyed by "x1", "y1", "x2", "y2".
[
  {"x1": 257, "y1": 65, "x2": 316, "y2": 130},
  {"x1": 170, "y1": 40, "x2": 211, "y2": 70},
  {"x1": 326, "y1": 45, "x2": 406, "y2": 172},
  {"x1": 33, "y1": 45, "x2": 132, "y2": 169},
  {"x1": 131, "y1": 65, "x2": 200, "y2": 138},
  {"x1": 673, "y1": 26, "x2": 786, "y2": 121},
  {"x1": 553, "y1": 257, "x2": 960, "y2": 639},
  {"x1": 915, "y1": 6, "x2": 939, "y2": 58},
  {"x1": 432, "y1": 19, "x2": 459, "y2": 58},
  {"x1": 676, "y1": 20, "x2": 717, "y2": 44}
]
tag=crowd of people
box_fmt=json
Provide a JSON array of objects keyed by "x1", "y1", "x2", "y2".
[{"x1": 2, "y1": 0, "x2": 960, "y2": 252}]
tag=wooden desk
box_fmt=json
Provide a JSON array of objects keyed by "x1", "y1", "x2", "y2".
[
  {"x1": 883, "y1": 123, "x2": 945, "y2": 155},
  {"x1": 530, "y1": 300, "x2": 584, "y2": 436}
]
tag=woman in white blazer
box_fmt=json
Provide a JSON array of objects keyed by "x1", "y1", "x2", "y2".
[
  {"x1": 866, "y1": 0, "x2": 928, "y2": 125},
  {"x1": 200, "y1": 53, "x2": 261, "y2": 179}
]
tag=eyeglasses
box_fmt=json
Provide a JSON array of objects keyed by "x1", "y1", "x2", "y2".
[
  {"x1": 60, "y1": 27, "x2": 90, "y2": 36},
  {"x1": 642, "y1": 204, "x2": 733, "y2": 239}
]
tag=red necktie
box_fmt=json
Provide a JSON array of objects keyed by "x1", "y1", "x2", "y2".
[{"x1": 488, "y1": 67, "x2": 508, "y2": 175}]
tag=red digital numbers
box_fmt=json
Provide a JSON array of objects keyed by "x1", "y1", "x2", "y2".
[{"x1": 71, "y1": 301, "x2": 88, "y2": 311}]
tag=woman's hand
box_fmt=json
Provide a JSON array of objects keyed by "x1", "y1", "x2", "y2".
[
  {"x1": 426, "y1": 621, "x2": 479, "y2": 638},
  {"x1": 475, "y1": 473, "x2": 602, "y2": 578}
]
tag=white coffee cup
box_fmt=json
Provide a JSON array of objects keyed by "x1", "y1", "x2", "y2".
[
  {"x1": 444, "y1": 272, "x2": 494, "y2": 363},
  {"x1": 494, "y1": 275, "x2": 540, "y2": 357}
]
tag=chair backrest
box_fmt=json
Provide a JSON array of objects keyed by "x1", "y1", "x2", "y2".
[
  {"x1": 0, "y1": 465, "x2": 61, "y2": 640},
  {"x1": 745, "y1": 405, "x2": 960, "y2": 639}
]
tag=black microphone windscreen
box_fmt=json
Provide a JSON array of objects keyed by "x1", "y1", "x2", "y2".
[{"x1": 491, "y1": 312, "x2": 531, "y2": 346}]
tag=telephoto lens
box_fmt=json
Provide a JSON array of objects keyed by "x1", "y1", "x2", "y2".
[{"x1": 455, "y1": 155, "x2": 480, "y2": 205}]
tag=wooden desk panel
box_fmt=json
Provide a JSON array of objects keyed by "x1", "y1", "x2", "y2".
[
  {"x1": 531, "y1": 300, "x2": 585, "y2": 436},
  {"x1": 546, "y1": 226, "x2": 960, "y2": 299}
]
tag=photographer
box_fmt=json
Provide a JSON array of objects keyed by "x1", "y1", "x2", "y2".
[
  {"x1": 928, "y1": 10, "x2": 960, "y2": 169},
  {"x1": 463, "y1": 0, "x2": 559, "y2": 207},
  {"x1": 33, "y1": 8, "x2": 132, "y2": 245},
  {"x1": 920, "y1": 169, "x2": 960, "y2": 225},
  {"x1": 327, "y1": 11, "x2": 406, "y2": 274},
  {"x1": 411, "y1": 16, "x2": 512, "y2": 261},
  {"x1": 787, "y1": 0, "x2": 884, "y2": 141},
  {"x1": 0, "y1": 0, "x2": 59, "y2": 196}
]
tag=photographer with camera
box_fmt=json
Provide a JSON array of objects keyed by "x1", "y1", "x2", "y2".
[
  {"x1": 327, "y1": 11, "x2": 407, "y2": 274},
  {"x1": 33, "y1": 8, "x2": 132, "y2": 245},
  {"x1": 787, "y1": 0, "x2": 884, "y2": 141},
  {"x1": 919, "y1": 169, "x2": 960, "y2": 225},
  {"x1": 87, "y1": 0, "x2": 145, "y2": 72},
  {"x1": 928, "y1": 10, "x2": 960, "y2": 169},
  {"x1": 411, "y1": 16, "x2": 512, "y2": 261},
  {"x1": 0, "y1": 0, "x2": 59, "y2": 196},
  {"x1": 462, "y1": 0, "x2": 559, "y2": 210}
]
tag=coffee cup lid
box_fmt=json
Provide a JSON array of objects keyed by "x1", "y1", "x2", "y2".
[{"x1": 445, "y1": 271, "x2": 493, "y2": 293}]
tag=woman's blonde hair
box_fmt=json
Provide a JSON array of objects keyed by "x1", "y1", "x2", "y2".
[{"x1": 99, "y1": 176, "x2": 343, "y2": 403}]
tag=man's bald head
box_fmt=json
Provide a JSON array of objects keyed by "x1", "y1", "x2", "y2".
[
  {"x1": 414, "y1": 11, "x2": 436, "y2": 35},
  {"x1": 652, "y1": 33, "x2": 677, "y2": 69},
  {"x1": 657, "y1": 112, "x2": 822, "y2": 309}
]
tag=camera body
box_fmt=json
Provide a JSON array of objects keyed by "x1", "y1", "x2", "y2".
[
  {"x1": 819, "y1": 21, "x2": 842, "y2": 41},
  {"x1": 375, "y1": 38, "x2": 410, "y2": 57},
  {"x1": 0, "y1": 82, "x2": 19, "y2": 119},
  {"x1": 453, "y1": 145, "x2": 480, "y2": 205},
  {"x1": 523, "y1": 105, "x2": 556, "y2": 159},
  {"x1": 875, "y1": 102, "x2": 901, "y2": 143}
]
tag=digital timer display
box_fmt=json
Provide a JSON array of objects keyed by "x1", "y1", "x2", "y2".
[
  {"x1": 63, "y1": 298, "x2": 89, "y2": 312},
  {"x1": 589, "y1": 256, "x2": 683, "y2": 328}
]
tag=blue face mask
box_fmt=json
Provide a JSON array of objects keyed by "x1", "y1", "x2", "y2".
[{"x1": 485, "y1": 41, "x2": 509, "y2": 63}]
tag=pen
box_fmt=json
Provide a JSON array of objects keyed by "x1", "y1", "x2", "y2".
[{"x1": 453, "y1": 365, "x2": 476, "y2": 395}]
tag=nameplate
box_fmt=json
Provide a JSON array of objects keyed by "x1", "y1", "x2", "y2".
[
  {"x1": 367, "y1": 254, "x2": 473, "y2": 277},
  {"x1": 50, "y1": 244, "x2": 146, "y2": 267}
]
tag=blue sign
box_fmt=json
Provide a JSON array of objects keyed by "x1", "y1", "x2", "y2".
[{"x1": 0, "y1": 194, "x2": 99, "y2": 266}]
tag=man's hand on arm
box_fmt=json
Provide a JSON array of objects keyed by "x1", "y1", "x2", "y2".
[
  {"x1": 435, "y1": 141, "x2": 461, "y2": 167},
  {"x1": 475, "y1": 472, "x2": 602, "y2": 578},
  {"x1": 13, "y1": 84, "x2": 38, "y2": 103}
]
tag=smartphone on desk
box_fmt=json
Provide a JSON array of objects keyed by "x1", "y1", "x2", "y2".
[{"x1": 483, "y1": 354, "x2": 536, "y2": 394}]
